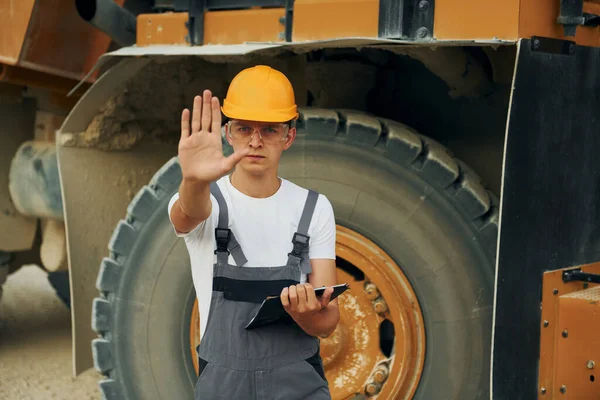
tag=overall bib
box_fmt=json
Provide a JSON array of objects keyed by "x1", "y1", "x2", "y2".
[{"x1": 194, "y1": 183, "x2": 332, "y2": 400}]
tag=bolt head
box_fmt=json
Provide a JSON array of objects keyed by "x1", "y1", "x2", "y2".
[
  {"x1": 553, "y1": 288, "x2": 559, "y2": 295},
  {"x1": 587, "y1": 360, "x2": 595, "y2": 369},
  {"x1": 533, "y1": 39, "x2": 541, "y2": 49},
  {"x1": 373, "y1": 365, "x2": 389, "y2": 383},
  {"x1": 365, "y1": 382, "x2": 380, "y2": 395},
  {"x1": 373, "y1": 299, "x2": 388, "y2": 314},
  {"x1": 560, "y1": 385, "x2": 567, "y2": 394},
  {"x1": 562, "y1": 330, "x2": 568, "y2": 338},
  {"x1": 418, "y1": 0, "x2": 429, "y2": 11},
  {"x1": 416, "y1": 27, "x2": 429, "y2": 39},
  {"x1": 541, "y1": 387, "x2": 547, "y2": 394},
  {"x1": 364, "y1": 283, "x2": 380, "y2": 300},
  {"x1": 543, "y1": 320, "x2": 549, "y2": 327}
]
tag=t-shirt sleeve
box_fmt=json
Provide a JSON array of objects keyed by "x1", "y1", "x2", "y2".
[
  {"x1": 308, "y1": 195, "x2": 336, "y2": 260},
  {"x1": 167, "y1": 192, "x2": 207, "y2": 238}
]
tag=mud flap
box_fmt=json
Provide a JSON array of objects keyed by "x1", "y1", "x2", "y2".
[{"x1": 492, "y1": 37, "x2": 600, "y2": 398}]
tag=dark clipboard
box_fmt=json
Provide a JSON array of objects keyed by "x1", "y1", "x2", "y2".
[{"x1": 245, "y1": 283, "x2": 350, "y2": 330}]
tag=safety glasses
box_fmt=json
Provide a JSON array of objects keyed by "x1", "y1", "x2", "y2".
[{"x1": 228, "y1": 121, "x2": 289, "y2": 144}]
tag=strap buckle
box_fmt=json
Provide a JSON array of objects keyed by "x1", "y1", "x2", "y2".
[
  {"x1": 215, "y1": 228, "x2": 231, "y2": 254},
  {"x1": 289, "y1": 232, "x2": 310, "y2": 257}
]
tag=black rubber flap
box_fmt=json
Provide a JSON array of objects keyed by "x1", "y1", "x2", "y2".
[{"x1": 492, "y1": 37, "x2": 600, "y2": 398}]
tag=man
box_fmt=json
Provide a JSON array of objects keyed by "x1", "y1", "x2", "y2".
[{"x1": 168, "y1": 65, "x2": 339, "y2": 399}]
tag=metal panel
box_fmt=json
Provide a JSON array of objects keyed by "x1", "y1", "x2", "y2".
[
  {"x1": 378, "y1": 0, "x2": 435, "y2": 40},
  {"x1": 293, "y1": 0, "x2": 379, "y2": 41},
  {"x1": 17, "y1": 0, "x2": 121, "y2": 81},
  {"x1": 0, "y1": 0, "x2": 36, "y2": 65},
  {"x1": 491, "y1": 37, "x2": 600, "y2": 398},
  {"x1": 58, "y1": 140, "x2": 175, "y2": 375},
  {"x1": 204, "y1": 0, "x2": 285, "y2": 8},
  {"x1": 538, "y1": 263, "x2": 600, "y2": 397},
  {"x1": 204, "y1": 8, "x2": 286, "y2": 44},
  {"x1": 555, "y1": 286, "x2": 600, "y2": 396},
  {"x1": 58, "y1": 57, "x2": 155, "y2": 374},
  {"x1": 519, "y1": 0, "x2": 600, "y2": 49},
  {"x1": 136, "y1": 12, "x2": 190, "y2": 46},
  {"x1": 434, "y1": 0, "x2": 519, "y2": 40}
]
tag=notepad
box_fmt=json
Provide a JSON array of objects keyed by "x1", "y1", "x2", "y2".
[{"x1": 245, "y1": 283, "x2": 350, "y2": 330}]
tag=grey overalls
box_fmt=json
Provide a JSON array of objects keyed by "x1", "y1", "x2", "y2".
[{"x1": 194, "y1": 182, "x2": 332, "y2": 400}]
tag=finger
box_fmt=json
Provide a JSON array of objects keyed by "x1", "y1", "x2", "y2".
[
  {"x1": 191, "y1": 95, "x2": 202, "y2": 134},
  {"x1": 280, "y1": 287, "x2": 290, "y2": 311},
  {"x1": 200, "y1": 89, "x2": 212, "y2": 132},
  {"x1": 210, "y1": 96, "x2": 221, "y2": 134},
  {"x1": 181, "y1": 108, "x2": 190, "y2": 140},
  {"x1": 305, "y1": 284, "x2": 319, "y2": 309},
  {"x1": 288, "y1": 285, "x2": 298, "y2": 311},
  {"x1": 222, "y1": 147, "x2": 250, "y2": 171},
  {"x1": 319, "y1": 287, "x2": 334, "y2": 308},
  {"x1": 296, "y1": 284, "x2": 308, "y2": 306}
]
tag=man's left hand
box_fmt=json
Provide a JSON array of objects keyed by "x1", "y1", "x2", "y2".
[{"x1": 281, "y1": 283, "x2": 334, "y2": 318}]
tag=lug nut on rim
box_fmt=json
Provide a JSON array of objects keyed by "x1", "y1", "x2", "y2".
[
  {"x1": 364, "y1": 282, "x2": 380, "y2": 300},
  {"x1": 373, "y1": 364, "x2": 389, "y2": 383},
  {"x1": 365, "y1": 381, "x2": 382, "y2": 396},
  {"x1": 373, "y1": 298, "x2": 388, "y2": 314}
]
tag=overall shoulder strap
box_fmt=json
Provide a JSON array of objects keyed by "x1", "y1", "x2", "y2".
[
  {"x1": 209, "y1": 181, "x2": 248, "y2": 266},
  {"x1": 287, "y1": 189, "x2": 319, "y2": 274}
]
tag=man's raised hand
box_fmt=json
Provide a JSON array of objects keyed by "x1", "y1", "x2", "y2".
[{"x1": 179, "y1": 90, "x2": 248, "y2": 184}]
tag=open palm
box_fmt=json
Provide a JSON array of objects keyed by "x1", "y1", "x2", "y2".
[{"x1": 179, "y1": 90, "x2": 248, "y2": 184}]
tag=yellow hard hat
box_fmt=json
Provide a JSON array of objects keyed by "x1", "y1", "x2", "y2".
[{"x1": 221, "y1": 65, "x2": 298, "y2": 123}]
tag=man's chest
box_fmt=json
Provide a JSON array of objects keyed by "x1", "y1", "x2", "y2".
[{"x1": 226, "y1": 204, "x2": 302, "y2": 266}]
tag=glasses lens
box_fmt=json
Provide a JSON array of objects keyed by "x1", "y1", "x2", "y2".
[{"x1": 230, "y1": 122, "x2": 287, "y2": 143}]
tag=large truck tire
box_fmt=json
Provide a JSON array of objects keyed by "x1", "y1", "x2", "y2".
[{"x1": 91, "y1": 109, "x2": 497, "y2": 399}]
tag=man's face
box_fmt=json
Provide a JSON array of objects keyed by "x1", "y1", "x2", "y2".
[{"x1": 226, "y1": 119, "x2": 296, "y2": 175}]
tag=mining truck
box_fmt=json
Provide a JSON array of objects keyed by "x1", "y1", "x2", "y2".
[{"x1": 1, "y1": 0, "x2": 599, "y2": 399}]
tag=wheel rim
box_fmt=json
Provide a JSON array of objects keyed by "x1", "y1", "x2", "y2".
[{"x1": 189, "y1": 225, "x2": 426, "y2": 398}]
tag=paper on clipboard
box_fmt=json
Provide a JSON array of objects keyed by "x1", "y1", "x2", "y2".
[{"x1": 245, "y1": 283, "x2": 350, "y2": 330}]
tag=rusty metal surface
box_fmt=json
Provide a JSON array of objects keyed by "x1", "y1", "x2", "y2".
[
  {"x1": 335, "y1": 226, "x2": 425, "y2": 399},
  {"x1": 0, "y1": 0, "x2": 35, "y2": 65},
  {"x1": 554, "y1": 286, "x2": 600, "y2": 396},
  {"x1": 538, "y1": 263, "x2": 600, "y2": 398},
  {"x1": 320, "y1": 268, "x2": 383, "y2": 399},
  {"x1": 137, "y1": 12, "x2": 189, "y2": 46},
  {"x1": 0, "y1": 63, "x2": 90, "y2": 96},
  {"x1": 293, "y1": 0, "x2": 379, "y2": 41},
  {"x1": 16, "y1": 0, "x2": 121, "y2": 81},
  {"x1": 190, "y1": 300, "x2": 201, "y2": 373},
  {"x1": 204, "y1": 8, "x2": 286, "y2": 45},
  {"x1": 0, "y1": 97, "x2": 38, "y2": 252}
]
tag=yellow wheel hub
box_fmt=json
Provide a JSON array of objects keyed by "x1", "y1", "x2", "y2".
[{"x1": 190, "y1": 225, "x2": 426, "y2": 399}]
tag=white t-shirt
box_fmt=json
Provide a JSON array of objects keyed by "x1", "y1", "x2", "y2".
[{"x1": 167, "y1": 175, "x2": 336, "y2": 337}]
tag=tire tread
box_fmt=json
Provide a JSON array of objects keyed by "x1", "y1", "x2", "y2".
[
  {"x1": 91, "y1": 157, "x2": 182, "y2": 398},
  {"x1": 298, "y1": 109, "x2": 499, "y2": 258}
]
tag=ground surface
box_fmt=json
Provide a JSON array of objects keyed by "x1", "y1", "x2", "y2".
[{"x1": 0, "y1": 265, "x2": 101, "y2": 400}]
